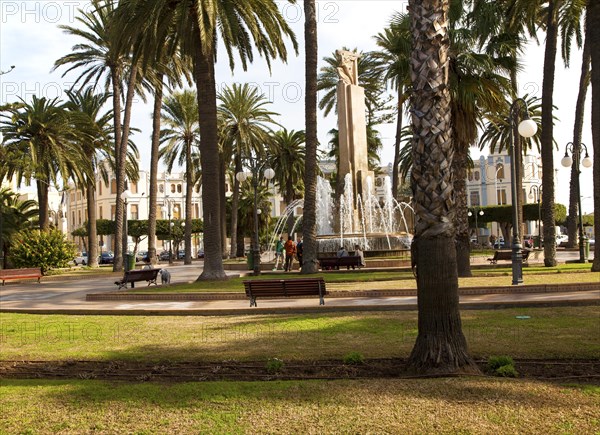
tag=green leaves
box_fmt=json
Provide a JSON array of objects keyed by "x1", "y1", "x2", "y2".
[{"x1": 10, "y1": 229, "x2": 77, "y2": 274}]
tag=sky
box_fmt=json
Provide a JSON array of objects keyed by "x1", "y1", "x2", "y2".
[{"x1": 0, "y1": 0, "x2": 594, "y2": 213}]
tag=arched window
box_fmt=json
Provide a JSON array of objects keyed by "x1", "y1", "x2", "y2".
[
  {"x1": 159, "y1": 184, "x2": 164, "y2": 194},
  {"x1": 177, "y1": 184, "x2": 182, "y2": 193},
  {"x1": 468, "y1": 172, "x2": 473, "y2": 182},
  {"x1": 170, "y1": 183, "x2": 176, "y2": 193},
  {"x1": 474, "y1": 171, "x2": 480, "y2": 181},
  {"x1": 110, "y1": 179, "x2": 117, "y2": 194},
  {"x1": 496, "y1": 164, "x2": 505, "y2": 180}
]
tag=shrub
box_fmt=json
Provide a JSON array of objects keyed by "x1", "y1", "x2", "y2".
[
  {"x1": 265, "y1": 358, "x2": 284, "y2": 374},
  {"x1": 343, "y1": 352, "x2": 365, "y2": 365},
  {"x1": 488, "y1": 355, "x2": 519, "y2": 378},
  {"x1": 9, "y1": 229, "x2": 77, "y2": 274}
]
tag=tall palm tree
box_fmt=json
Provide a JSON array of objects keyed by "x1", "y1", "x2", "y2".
[
  {"x1": 53, "y1": 0, "x2": 140, "y2": 271},
  {"x1": 159, "y1": 90, "x2": 200, "y2": 265},
  {"x1": 301, "y1": 0, "x2": 320, "y2": 274},
  {"x1": 116, "y1": 0, "x2": 297, "y2": 280},
  {"x1": 65, "y1": 88, "x2": 114, "y2": 268},
  {"x1": 0, "y1": 96, "x2": 90, "y2": 230},
  {"x1": 268, "y1": 129, "x2": 306, "y2": 235},
  {"x1": 589, "y1": 0, "x2": 600, "y2": 272},
  {"x1": 373, "y1": 13, "x2": 412, "y2": 200},
  {"x1": 217, "y1": 83, "x2": 279, "y2": 258},
  {"x1": 407, "y1": 0, "x2": 477, "y2": 374}
]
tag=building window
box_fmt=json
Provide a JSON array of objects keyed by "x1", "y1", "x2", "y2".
[
  {"x1": 111, "y1": 205, "x2": 116, "y2": 220},
  {"x1": 177, "y1": 184, "x2": 182, "y2": 193},
  {"x1": 469, "y1": 191, "x2": 480, "y2": 206},
  {"x1": 194, "y1": 204, "x2": 200, "y2": 219},
  {"x1": 474, "y1": 171, "x2": 480, "y2": 181},
  {"x1": 131, "y1": 204, "x2": 139, "y2": 220},
  {"x1": 159, "y1": 184, "x2": 164, "y2": 194},
  {"x1": 173, "y1": 204, "x2": 181, "y2": 220},
  {"x1": 130, "y1": 182, "x2": 138, "y2": 194},
  {"x1": 98, "y1": 181, "x2": 102, "y2": 196},
  {"x1": 468, "y1": 172, "x2": 473, "y2": 182},
  {"x1": 375, "y1": 177, "x2": 383, "y2": 187},
  {"x1": 111, "y1": 179, "x2": 117, "y2": 194},
  {"x1": 496, "y1": 164, "x2": 505, "y2": 180},
  {"x1": 497, "y1": 189, "x2": 507, "y2": 205},
  {"x1": 99, "y1": 206, "x2": 103, "y2": 219},
  {"x1": 78, "y1": 210, "x2": 82, "y2": 225},
  {"x1": 171, "y1": 184, "x2": 176, "y2": 193},
  {"x1": 195, "y1": 184, "x2": 201, "y2": 193}
]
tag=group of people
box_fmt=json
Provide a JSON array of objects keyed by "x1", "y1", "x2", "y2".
[{"x1": 273, "y1": 236, "x2": 303, "y2": 271}]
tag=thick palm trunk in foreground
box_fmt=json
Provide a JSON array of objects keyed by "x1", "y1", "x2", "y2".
[
  {"x1": 589, "y1": 0, "x2": 600, "y2": 272},
  {"x1": 407, "y1": 0, "x2": 477, "y2": 374}
]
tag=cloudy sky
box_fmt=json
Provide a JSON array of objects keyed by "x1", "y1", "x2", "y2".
[{"x1": 0, "y1": 1, "x2": 594, "y2": 212}]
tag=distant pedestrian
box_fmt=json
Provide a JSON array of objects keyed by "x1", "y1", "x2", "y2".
[
  {"x1": 273, "y1": 236, "x2": 284, "y2": 270},
  {"x1": 354, "y1": 244, "x2": 365, "y2": 267},
  {"x1": 284, "y1": 236, "x2": 296, "y2": 272},
  {"x1": 296, "y1": 237, "x2": 303, "y2": 268}
]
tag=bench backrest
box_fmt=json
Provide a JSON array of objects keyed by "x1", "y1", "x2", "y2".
[
  {"x1": 124, "y1": 269, "x2": 159, "y2": 281},
  {"x1": 0, "y1": 267, "x2": 43, "y2": 277},
  {"x1": 244, "y1": 278, "x2": 326, "y2": 297},
  {"x1": 337, "y1": 256, "x2": 361, "y2": 265}
]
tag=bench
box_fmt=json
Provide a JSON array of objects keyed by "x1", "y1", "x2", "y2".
[
  {"x1": 243, "y1": 278, "x2": 327, "y2": 307},
  {"x1": 487, "y1": 250, "x2": 530, "y2": 264},
  {"x1": 115, "y1": 268, "x2": 160, "y2": 290},
  {"x1": 0, "y1": 267, "x2": 43, "y2": 285},
  {"x1": 318, "y1": 256, "x2": 363, "y2": 270}
]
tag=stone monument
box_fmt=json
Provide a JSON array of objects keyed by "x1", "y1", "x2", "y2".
[{"x1": 336, "y1": 49, "x2": 373, "y2": 224}]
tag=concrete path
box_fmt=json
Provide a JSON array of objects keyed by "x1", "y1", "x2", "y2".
[{"x1": 1, "y1": 262, "x2": 598, "y2": 315}]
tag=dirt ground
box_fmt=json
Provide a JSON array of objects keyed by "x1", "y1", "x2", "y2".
[{"x1": 1, "y1": 358, "x2": 598, "y2": 384}]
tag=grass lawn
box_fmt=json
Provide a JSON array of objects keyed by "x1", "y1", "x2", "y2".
[
  {"x1": 1, "y1": 307, "x2": 598, "y2": 362},
  {"x1": 1, "y1": 378, "x2": 598, "y2": 434}
]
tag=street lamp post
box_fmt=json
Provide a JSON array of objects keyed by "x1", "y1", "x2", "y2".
[
  {"x1": 162, "y1": 197, "x2": 174, "y2": 265},
  {"x1": 120, "y1": 187, "x2": 132, "y2": 271},
  {"x1": 529, "y1": 185, "x2": 542, "y2": 248},
  {"x1": 236, "y1": 159, "x2": 275, "y2": 276},
  {"x1": 509, "y1": 98, "x2": 538, "y2": 285},
  {"x1": 561, "y1": 142, "x2": 592, "y2": 263},
  {"x1": 467, "y1": 208, "x2": 484, "y2": 244}
]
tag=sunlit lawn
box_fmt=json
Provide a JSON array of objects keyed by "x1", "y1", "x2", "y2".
[{"x1": 1, "y1": 307, "x2": 598, "y2": 362}]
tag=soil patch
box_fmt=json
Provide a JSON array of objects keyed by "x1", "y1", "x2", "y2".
[{"x1": 1, "y1": 358, "x2": 598, "y2": 384}]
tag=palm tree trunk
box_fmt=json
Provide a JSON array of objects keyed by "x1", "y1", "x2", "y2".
[
  {"x1": 193, "y1": 27, "x2": 226, "y2": 280},
  {"x1": 541, "y1": 0, "x2": 559, "y2": 267},
  {"x1": 453, "y1": 142, "x2": 471, "y2": 277},
  {"x1": 407, "y1": 0, "x2": 477, "y2": 375},
  {"x1": 588, "y1": 0, "x2": 600, "y2": 272},
  {"x1": 37, "y1": 180, "x2": 49, "y2": 230},
  {"x1": 567, "y1": 38, "x2": 590, "y2": 248},
  {"x1": 86, "y1": 184, "x2": 98, "y2": 267},
  {"x1": 301, "y1": 0, "x2": 319, "y2": 274},
  {"x1": 184, "y1": 137, "x2": 193, "y2": 265},
  {"x1": 391, "y1": 93, "x2": 404, "y2": 200},
  {"x1": 229, "y1": 156, "x2": 242, "y2": 258},
  {"x1": 111, "y1": 67, "x2": 123, "y2": 270},
  {"x1": 148, "y1": 78, "x2": 164, "y2": 265}
]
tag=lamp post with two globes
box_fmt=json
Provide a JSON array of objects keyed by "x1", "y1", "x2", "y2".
[
  {"x1": 561, "y1": 142, "x2": 592, "y2": 263},
  {"x1": 236, "y1": 159, "x2": 275, "y2": 276},
  {"x1": 467, "y1": 208, "x2": 484, "y2": 244},
  {"x1": 162, "y1": 197, "x2": 175, "y2": 265},
  {"x1": 509, "y1": 98, "x2": 538, "y2": 285}
]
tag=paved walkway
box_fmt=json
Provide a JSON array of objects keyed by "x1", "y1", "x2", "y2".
[{"x1": 1, "y1": 262, "x2": 598, "y2": 315}]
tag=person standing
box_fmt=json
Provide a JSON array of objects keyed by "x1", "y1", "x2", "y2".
[
  {"x1": 273, "y1": 236, "x2": 284, "y2": 270},
  {"x1": 354, "y1": 244, "x2": 365, "y2": 267},
  {"x1": 284, "y1": 236, "x2": 296, "y2": 272},
  {"x1": 296, "y1": 237, "x2": 303, "y2": 269}
]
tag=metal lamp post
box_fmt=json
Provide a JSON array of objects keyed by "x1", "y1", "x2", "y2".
[
  {"x1": 120, "y1": 187, "x2": 132, "y2": 271},
  {"x1": 162, "y1": 197, "x2": 174, "y2": 265},
  {"x1": 561, "y1": 142, "x2": 592, "y2": 263},
  {"x1": 236, "y1": 160, "x2": 275, "y2": 276},
  {"x1": 509, "y1": 98, "x2": 538, "y2": 285},
  {"x1": 529, "y1": 185, "x2": 542, "y2": 248}
]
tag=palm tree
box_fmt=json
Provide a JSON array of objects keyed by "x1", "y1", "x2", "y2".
[
  {"x1": 589, "y1": 0, "x2": 600, "y2": 272},
  {"x1": 301, "y1": 0, "x2": 320, "y2": 274},
  {"x1": 159, "y1": 90, "x2": 200, "y2": 265},
  {"x1": 373, "y1": 13, "x2": 411, "y2": 200},
  {"x1": 116, "y1": 0, "x2": 297, "y2": 280},
  {"x1": 65, "y1": 88, "x2": 114, "y2": 268},
  {"x1": 53, "y1": 0, "x2": 140, "y2": 271},
  {"x1": 406, "y1": 0, "x2": 477, "y2": 375},
  {"x1": 0, "y1": 96, "x2": 90, "y2": 230},
  {"x1": 268, "y1": 129, "x2": 306, "y2": 235},
  {"x1": 0, "y1": 188, "x2": 38, "y2": 269},
  {"x1": 217, "y1": 83, "x2": 279, "y2": 258}
]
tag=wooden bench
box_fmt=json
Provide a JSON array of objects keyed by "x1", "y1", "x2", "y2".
[
  {"x1": 115, "y1": 268, "x2": 160, "y2": 290},
  {"x1": 318, "y1": 256, "x2": 363, "y2": 270},
  {"x1": 0, "y1": 267, "x2": 43, "y2": 285},
  {"x1": 243, "y1": 278, "x2": 327, "y2": 307},
  {"x1": 487, "y1": 250, "x2": 530, "y2": 264}
]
